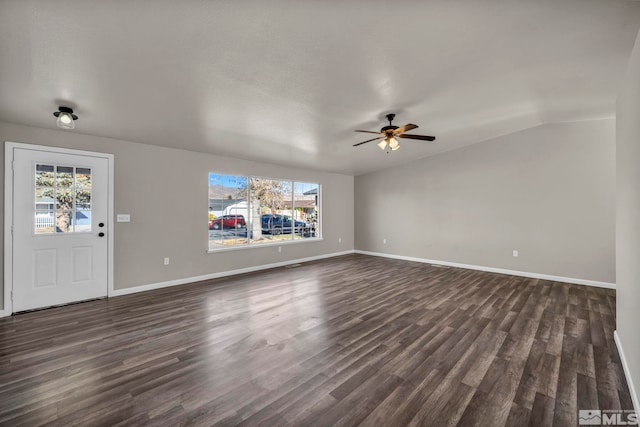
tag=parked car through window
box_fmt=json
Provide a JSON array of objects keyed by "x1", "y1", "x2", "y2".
[
  {"x1": 209, "y1": 214, "x2": 246, "y2": 230},
  {"x1": 261, "y1": 214, "x2": 314, "y2": 236}
]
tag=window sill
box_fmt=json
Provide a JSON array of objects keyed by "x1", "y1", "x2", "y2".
[{"x1": 207, "y1": 237, "x2": 324, "y2": 253}]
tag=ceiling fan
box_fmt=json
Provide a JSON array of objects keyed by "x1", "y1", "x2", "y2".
[{"x1": 353, "y1": 113, "x2": 436, "y2": 152}]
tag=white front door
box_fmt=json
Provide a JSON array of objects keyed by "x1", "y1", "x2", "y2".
[{"x1": 10, "y1": 145, "x2": 110, "y2": 312}]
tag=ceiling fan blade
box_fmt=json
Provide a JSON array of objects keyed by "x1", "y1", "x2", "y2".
[
  {"x1": 355, "y1": 130, "x2": 383, "y2": 135},
  {"x1": 393, "y1": 124, "x2": 418, "y2": 135},
  {"x1": 353, "y1": 136, "x2": 384, "y2": 147},
  {"x1": 398, "y1": 134, "x2": 436, "y2": 141}
]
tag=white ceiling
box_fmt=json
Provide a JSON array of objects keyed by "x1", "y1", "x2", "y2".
[{"x1": 1, "y1": 0, "x2": 639, "y2": 176}]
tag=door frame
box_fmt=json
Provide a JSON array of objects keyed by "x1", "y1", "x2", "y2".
[{"x1": 3, "y1": 141, "x2": 114, "y2": 316}]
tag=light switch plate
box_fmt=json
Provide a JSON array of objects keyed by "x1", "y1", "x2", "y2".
[{"x1": 117, "y1": 214, "x2": 131, "y2": 222}]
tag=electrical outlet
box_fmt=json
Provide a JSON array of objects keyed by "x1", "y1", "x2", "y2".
[
  {"x1": 512, "y1": 250, "x2": 518, "y2": 257},
  {"x1": 338, "y1": 237, "x2": 342, "y2": 244},
  {"x1": 164, "y1": 257, "x2": 170, "y2": 265},
  {"x1": 278, "y1": 246, "x2": 282, "y2": 253},
  {"x1": 383, "y1": 239, "x2": 387, "y2": 244}
]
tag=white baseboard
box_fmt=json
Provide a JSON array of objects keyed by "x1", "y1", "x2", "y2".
[
  {"x1": 614, "y1": 331, "x2": 639, "y2": 413},
  {"x1": 110, "y1": 250, "x2": 356, "y2": 297},
  {"x1": 354, "y1": 250, "x2": 615, "y2": 289},
  {"x1": 5, "y1": 249, "x2": 614, "y2": 313}
]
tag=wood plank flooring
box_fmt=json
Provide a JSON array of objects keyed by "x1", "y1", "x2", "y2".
[{"x1": 0, "y1": 254, "x2": 633, "y2": 426}]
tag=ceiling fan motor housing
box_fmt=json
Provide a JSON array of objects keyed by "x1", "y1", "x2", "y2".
[
  {"x1": 382, "y1": 113, "x2": 398, "y2": 134},
  {"x1": 381, "y1": 125, "x2": 399, "y2": 134}
]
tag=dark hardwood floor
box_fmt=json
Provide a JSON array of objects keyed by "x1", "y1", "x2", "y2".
[{"x1": 0, "y1": 254, "x2": 633, "y2": 426}]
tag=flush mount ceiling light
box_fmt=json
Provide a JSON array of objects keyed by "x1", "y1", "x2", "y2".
[{"x1": 53, "y1": 106, "x2": 78, "y2": 129}]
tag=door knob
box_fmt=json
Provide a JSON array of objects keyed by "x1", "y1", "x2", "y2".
[{"x1": 98, "y1": 232, "x2": 105, "y2": 237}]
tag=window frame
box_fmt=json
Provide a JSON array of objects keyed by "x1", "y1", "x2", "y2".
[{"x1": 207, "y1": 173, "x2": 322, "y2": 253}]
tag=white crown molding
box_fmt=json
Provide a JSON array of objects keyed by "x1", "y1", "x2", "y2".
[
  {"x1": 614, "y1": 331, "x2": 639, "y2": 414},
  {"x1": 354, "y1": 250, "x2": 615, "y2": 289}
]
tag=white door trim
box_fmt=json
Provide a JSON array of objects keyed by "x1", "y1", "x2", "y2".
[{"x1": 3, "y1": 141, "x2": 114, "y2": 316}]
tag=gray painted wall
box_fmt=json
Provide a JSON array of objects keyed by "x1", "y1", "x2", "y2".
[
  {"x1": 616, "y1": 27, "x2": 640, "y2": 409},
  {"x1": 355, "y1": 119, "x2": 616, "y2": 283},
  {"x1": 0, "y1": 122, "x2": 355, "y2": 310}
]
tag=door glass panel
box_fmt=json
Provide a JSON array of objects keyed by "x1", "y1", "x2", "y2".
[
  {"x1": 35, "y1": 164, "x2": 55, "y2": 185},
  {"x1": 55, "y1": 211, "x2": 74, "y2": 233},
  {"x1": 56, "y1": 166, "x2": 74, "y2": 188},
  {"x1": 34, "y1": 210, "x2": 55, "y2": 234},
  {"x1": 75, "y1": 208, "x2": 92, "y2": 232},
  {"x1": 75, "y1": 167, "x2": 91, "y2": 209},
  {"x1": 76, "y1": 168, "x2": 91, "y2": 190},
  {"x1": 34, "y1": 164, "x2": 92, "y2": 234},
  {"x1": 35, "y1": 187, "x2": 55, "y2": 206}
]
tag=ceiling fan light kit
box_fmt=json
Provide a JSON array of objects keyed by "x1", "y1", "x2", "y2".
[
  {"x1": 354, "y1": 113, "x2": 436, "y2": 153},
  {"x1": 53, "y1": 106, "x2": 78, "y2": 129},
  {"x1": 376, "y1": 136, "x2": 400, "y2": 153}
]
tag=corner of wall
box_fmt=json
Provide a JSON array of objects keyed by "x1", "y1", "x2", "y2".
[
  {"x1": 616, "y1": 24, "x2": 640, "y2": 415},
  {"x1": 614, "y1": 331, "x2": 640, "y2": 413}
]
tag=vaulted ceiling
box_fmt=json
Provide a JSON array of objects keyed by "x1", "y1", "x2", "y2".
[{"x1": 1, "y1": 0, "x2": 639, "y2": 175}]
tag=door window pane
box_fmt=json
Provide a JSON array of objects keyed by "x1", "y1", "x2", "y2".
[
  {"x1": 75, "y1": 168, "x2": 91, "y2": 188},
  {"x1": 75, "y1": 209, "x2": 92, "y2": 232},
  {"x1": 35, "y1": 187, "x2": 55, "y2": 207},
  {"x1": 34, "y1": 210, "x2": 55, "y2": 234},
  {"x1": 34, "y1": 164, "x2": 92, "y2": 234},
  {"x1": 56, "y1": 166, "x2": 74, "y2": 188},
  {"x1": 55, "y1": 211, "x2": 74, "y2": 233},
  {"x1": 35, "y1": 164, "x2": 55, "y2": 186}
]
